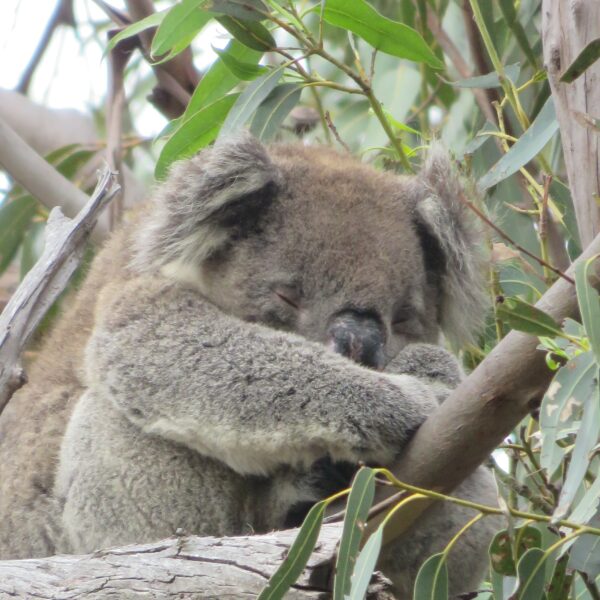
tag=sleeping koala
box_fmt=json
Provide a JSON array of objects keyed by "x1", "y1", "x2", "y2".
[{"x1": 0, "y1": 133, "x2": 497, "y2": 596}]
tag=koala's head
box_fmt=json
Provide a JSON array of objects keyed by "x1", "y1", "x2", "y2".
[{"x1": 132, "y1": 133, "x2": 486, "y2": 368}]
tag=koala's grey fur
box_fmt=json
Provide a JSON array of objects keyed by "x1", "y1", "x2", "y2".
[{"x1": 0, "y1": 133, "x2": 498, "y2": 596}]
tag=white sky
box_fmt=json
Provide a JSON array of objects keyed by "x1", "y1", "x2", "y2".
[{"x1": 0, "y1": 0, "x2": 226, "y2": 138}]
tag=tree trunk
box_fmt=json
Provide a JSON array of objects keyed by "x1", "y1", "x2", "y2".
[{"x1": 542, "y1": 0, "x2": 600, "y2": 248}]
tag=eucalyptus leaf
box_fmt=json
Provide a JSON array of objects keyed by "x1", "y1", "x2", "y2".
[
  {"x1": 250, "y1": 83, "x2": 302, "y2": 140},
  {"x1": 151, "y1": 0, "x2": 214, "y2": 57},
  {"x1": 156, "y1": 94, "x2": 239, "y2": 179},
  {"x1": 443, "y1": 63, "x2": 520, "y2": 89},
  {"x1": 106, "y1": 10, "x2": 166, "y2": 54},
  {"x1": 540, "y1": 351, "x2": 597, "y2": 478},
  {"x1": 496, "y1": 296, "x2": 563, "y2": 338},
  {"x1": 479, "y1": 97, "x2": 558, "y2": 190},
  {"x1": 515, "y1": 548, "x2": 546, "y2": 600},
  {"x1": 323, "y1": 0, "x2": 443, "y2": 69},
  {"x1": 257, "y1": 500, "x2": 326, "y2": 600},
  {"x1": 568, "y1": 514, "x2": 600, "y2": 579},
  {"x1": 413, "y1": 553, "x2": 449, "y2": 600},
  {"x1": 207, "y1": 0, "x2": 268, "y2": 21},
  {"x1": 560, "y1": 38, "x2": 600, "y2": 83},
  {"x1": 575, "y1": 258, "x2": 600, "y2": 364},
  {"x1": 217, "y1": 15, "x2": 275, "y2": 51},
  {"x1": 0, "y1": 197, "x2": 38, "y2": 274},
  {"x1": 213, "y1": 45, "x2": 268, "y2": 80},
  {"x1": 219, "y1": 66, "x2": 284, "y2": 137},
  {"x1": 349, "y1": 526, "x2": 383, "y2": 600},
  {"x1": 333, "y1": 467, "x2": 376, "y2": 600}
]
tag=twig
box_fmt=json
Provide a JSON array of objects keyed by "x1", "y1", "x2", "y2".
[
  {"x1": 324, "y1": 111, "x2": 350, "y2": 153},
  {"x1": 16, "y1": 0, "x2": 74, "y2": 94},
  {"x1": 0, "y1": 168, "x2": 119, "y2": 413}
]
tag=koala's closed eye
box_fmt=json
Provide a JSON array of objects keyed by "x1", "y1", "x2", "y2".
[{"x1": 272, "y1": 284, "x2": 301, "y2": 310}]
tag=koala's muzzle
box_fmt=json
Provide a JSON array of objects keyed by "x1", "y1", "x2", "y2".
[{"x1": 327, "y1": 310, "x2": 385, "y2": 369}]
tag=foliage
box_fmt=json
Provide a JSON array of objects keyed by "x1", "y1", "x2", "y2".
[{"x1": 2, "y1": 0, "x2": 600, "y2": 598}]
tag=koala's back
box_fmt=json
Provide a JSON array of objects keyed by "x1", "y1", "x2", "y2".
[{"x1": 0, "y1": 225, "x2": 133, "y2": 558}]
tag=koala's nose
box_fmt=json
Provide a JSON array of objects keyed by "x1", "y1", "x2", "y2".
[{"x1": 327, "y1": 310, "x2": 386, "y2": 370}]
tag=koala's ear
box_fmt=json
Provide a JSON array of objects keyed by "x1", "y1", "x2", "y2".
[
  {"x1": 132, "y1": 132, "x2": 281, "y2": 271},
  {"x1": 413, "y1": 144, "x2": 488, "y2": 347}
]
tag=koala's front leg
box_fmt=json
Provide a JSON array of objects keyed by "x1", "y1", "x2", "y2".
[{"x1": 86, "y1": 277, "x2": 438, "y2": 477}]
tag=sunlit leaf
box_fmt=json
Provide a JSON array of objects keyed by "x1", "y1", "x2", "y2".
[
  {"x1": 479, "y1": 97, "x2": 558, "y2": 190},
  {"x1": 156, "y1": 94, "x2": 239, "y2": 179},
  {"x1": 151, "y1": 0, "x2": 214, "y2": 57},
  {"x1": 257, "y1": 500, "x2": 326, "y2": 600},
  {"x1": 323, "y1": 0, "x2": 443, "y2": 69},
  {"x1": 333, "y1": 467, "x2": 376, "y2": 600},
  {"x1": 213, "y1": 45, "x2": 268, "y2": 80},
  {"x1": 413, "y1": 553, "x2": 448, "y2": 600},
  {"x1": 250, "y1": 83, "x2": 302, "y2": 140},
  {"x1": 106, "y1": 10, "x2": 166, "y2": 54}
]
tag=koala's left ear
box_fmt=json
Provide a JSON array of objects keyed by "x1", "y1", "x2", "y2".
[
  {"x1": 132, "y1": 132, "x2": 281, "y2": 272},
  {"x1": 413, "y1": 144, "x2": 488, "y2": 347}
]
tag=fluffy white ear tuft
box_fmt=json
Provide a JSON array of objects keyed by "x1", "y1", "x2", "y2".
[
  {"x1": 132, "y1": 132, "x2": 281, "y2": 273},
  {"x1": 415, "y1": 143, "x2": 488, "y2": 347}
]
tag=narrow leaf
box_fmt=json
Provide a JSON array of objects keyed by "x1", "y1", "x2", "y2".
[
  {"x1": 0, "y1": 197, "x2": 38, "y2": 273},
  {"x1": 569, "y1": 475, "x2": 600, "y2": 525},
  {"x1": 515, "y1": 548, "x2": 546, "y2": 600},
  {"x1": 152, "y1": 0, "x2": 214, "y2": 57},
  {"x1": 213, "y1": 45, "x2": 268, "y2": 80},
  {"x1": 106, "y1": 11, "x2": 166, "y2": 54},
  {"x1": 207, "y1": 0, "x2": 268, "y2": 21},
  {"x1": 413, "y1": 553, "x2": 449, "y2": 600},
  {"x1": 323, "y1": 0, "x2": 443, "y2": 69},
  {"x1": 443, "y1": 63, "x2": 520, "y2": 89},
  {"x1": 349, "y1": 526, "x2": 383, "y2": 600},
  {"x1": 257, "y1": 500, "x2": 327, "y2": 600},
  {"x1": 575, "y1": 257, "x2": 600, "y2": 364},
  {"x1": 568, "y1": 516, "x2": 600, "y2": 579},
  {"x1": 479, "y1": 97, "x2": 558, "y2": 190},
  {"x1": 219, "y1": 66, "x2": 284, "y2": 137},
  {"x1": 186, "y1": 41, "x2": 262, "y2": 114},
  {"x1": 250, "y1": 83, "x2": 302, "y2": 140},
  {"x1": 496, "y1": 296, "x2": 563, "y2": 338},
  {"x1": 217, "y1": 15, "x2": 275, "y2": 51},
  {"x1": 155, "y1": 94, "x2": 239, "y2": 179},
  {"x1": 333, "y1": 467, "x2": 376, "y2": 600},
  {"x1": 560, "y1": 38, "x2": 600, "y2": 83}
]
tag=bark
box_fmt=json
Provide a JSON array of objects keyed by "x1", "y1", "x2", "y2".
[
  {"x1": 0, "y1": 526, "x2": 394, "y2": 599},
  {"x1": 542, "y1": 0, "x2": 600, "y2": 247}
]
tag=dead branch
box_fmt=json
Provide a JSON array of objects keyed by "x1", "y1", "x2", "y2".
[{"x1": 0, "y1": 168, "x2": 119, "y2": 414}]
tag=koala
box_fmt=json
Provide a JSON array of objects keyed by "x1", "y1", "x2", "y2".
[{"x1": 0, "y1": 133, "x2": 498, "y2": 597}]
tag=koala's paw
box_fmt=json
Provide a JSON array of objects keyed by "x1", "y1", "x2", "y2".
[{"x1": 386, "y1": 344, "x2": 463, "y2": 401}]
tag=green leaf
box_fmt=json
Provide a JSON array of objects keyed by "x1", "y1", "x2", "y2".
[
  {"x1": 348, "y1": 526, "x2": 383, "y2": 600},
  {"x1": 219, "y1": 66, "x2": 284, "y2": 137},
  {"x1": 151, "y1": 0, "x2": 214, "y2": 57},
  {"x1": 560, "y1": 38, "x2": 600, "y2": 83},
  {"x1": 546, "y1": 554, "x2": 572, "y2": 600},
  {"x1": 479, "y1": 97, "x2": 558, "y2": 190},
  {"x1": 569, "y1": 474, "x2": 600, "y2": 525},
  {"x1": 540, "y1": 351, "x2": 597, "y2": 478},
  {"x1": 19, "y1": 221, "x2": 45, "y2": 279},
  {"x1": 333, "y1": 467, "x2": 376, "y2": 600},
  {"x1": 575, "y1": 257, "x2": 600, "y2": 364},
  {"x1": 250, "y1": 83, "x2": 302, "y2": 140},
  {"x1": 496, "y1": 296, "x2": 563, "y2": 338},
  {"x1": 106, "y1": 10, "x2": 166, "y2": 54},
  {"x1": 323, "y1": 0, "x2": 443, "y2": 69},
  {"x1": 554, "y1": 372, "x2": 600, "y2": 520},
  {"x1": 207, "y1": 0, "x2": 268, "y2": 21},
  {"x1": 515, "y1": 548, "x2": 546, "y2": 600},
  {"x1": 257, "y1": 500, "x2": 326, "y2": 600},
  {"x1": 490, "y1": 527, "x2": 542, "y2": 576},
  {"x1": 217, "y1": 15, "x2": 275, "y2": 51},
  {"x1": 413, "y1": 553, "x2": 448, "y2": 600},
  {"x1": 0, "y1": 196, "x2": 38, "y2": 274},
  {"x1": 213, "y1": 45, "x2": 268, "y2": 80},
  {"x1": 155, "y1": 94, "x2": 239, "y2": 179},
  {"x1": 443, "y1": 63, "x2": 520, "y2": 89},
  {"x1": 186, "y1": 41, "x2": 262, "y2": 114},
  {"x1": 568, "y1": 515, "x2": 600, "y2": 579}
]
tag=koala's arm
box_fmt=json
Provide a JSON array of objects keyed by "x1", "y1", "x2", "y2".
[{"x1": 86, "y1": 277, "x2": 438, "y2": 476}]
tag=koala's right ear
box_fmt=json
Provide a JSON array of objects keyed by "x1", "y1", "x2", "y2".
[{"x1": 132, "y1": 132, "x2": 281, "y2": 272}]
